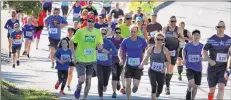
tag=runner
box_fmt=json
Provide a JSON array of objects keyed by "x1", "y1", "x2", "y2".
[
  {"x1": 34, "y1": 10, "x2": 47, "y2": 50},
  {"x1": 135, "y1": 17, "x2": 144, "y2": 36},
  {"x1": 118, "y1": 25, "x2": 147, "y2": 100},
  {"x1": 71, "y1": 1, "x2": 81, "y2": 22},
  {"x1": 102, "y1": 0, "x2": 112, "y2": 14},
  {"x1": 132, "y1": 7, "x2": 145, "y2": 23},
  {"x1": 94, "y1": 14, "x2": 108, "y2": 29},
  {"x1": 45, "y1": 8, "x2": 68, "y2": 68},
  {"x1": 162, "y1": 16, "x2": 184, "y2": 95},
  {"x1": 54, "y1": 38, "x2": 72, "y2": 95},
  {"x1": 22, "y1": 17, "x2": 36, "y2": 58},
  {"x1": 96, "y1": 28, "x2": 118, "y2": 100},
  {"x1": 42, "y1": 1, "x2": 52, "y2": 15},
  {"x1": 61, "y1": 1, "x2": 70, "y2": 20},
  {"x1": 203, "y1": 21, "x2": 231, "y2": 100},
  {"x1": 177, "y1": 21, "x2": 192, "y2": 81},
  {"x1": 182, "y1": 29, "x2": 204, "y2": 100},
  {"x1": 81, "y1": 0, "x2": 98, "y2": 16},
  {"x1": 139, "y1": 32, "x2": 171, "y2": 99},
  {"x1": 143, "y1": 13, "x2": 162, "y2": 47},
  {"x1": 11, "y1": 23, "x2": 23, "y2": 68},
  {"x1": 70, "y1": 17, "x2": 104, "y2": 100},
  {"x1": 110, "y1": 2, "x2": 124, "y2": 21},
  {"x1": 140, "y1": 1, "x2": 156, "y2": 19},
  {"x1": 4, "y1": 11, "x2": 19, "y2": 58},
  {"x1": 108, "y1": 27, "x2": 124, "y2": 98},
  {"x1": 63, "y1": 28, "x2": 75, "y2": 91}
]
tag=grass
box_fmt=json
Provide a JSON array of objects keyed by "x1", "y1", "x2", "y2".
[{"x1": 1, "y1": 79, "x2": 58, "y2": 100}]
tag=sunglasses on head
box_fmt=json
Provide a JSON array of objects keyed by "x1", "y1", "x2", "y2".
[
  {"x1": 157, "y1": 38, "x2": 164, "y2": 41},
  {"x1": 126, "y1": 18, "x2": 132, "y2": 20},
  {"x1": 88, "y1": 20, "x2": 94, "y2": 23},
  {"x1": 216, "y1": 26, "x2": 225, "y2": 28}
]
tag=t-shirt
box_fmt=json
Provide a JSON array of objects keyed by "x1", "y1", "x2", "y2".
[
  {"x1": 141, "y1": 2, "x2": 155, "y2": 18},
  {"x1": 97, "y1": 38, "x2": 117, "y2": 66},
  {"x1": 184, "y1": 42, "x2": 203, "y2": 72},
  {"x1": 119, "y1": 23, "x2": 143, "y2": 38},
  {"x1": 45, "y1": 15, "x2": 68, "y2": 40},
  {"x1": 120, "y1": 36, "x2": 147, "y2": 67},
  {"x1": 54, "y1": 48, "x2": 72, "y2": 70},
  {"x1": 108, "y1": 36, "x2": 123, "y2": 63},
  {"x1": 37, "y1": 10, "x2": 47, "y2": 26},
  {"x1": 22, "y1": 24, "x2": 36, "y2": 40},
  {"x1": 11, "y1": 30, "x2": 23, "y2": 47},
  {"x1": 110, "y1": 9, "x2": 124, "y2": 19},
  {"x1": 4, "y1": 19, "x2": 19, "y2": 34},
  {"x1": 146, "y1": 22, "x2": 162, "y2": 44},
  {"x1": 81, "y1": 6, "x2": 98, "y2": 16},
  {"x1": 94, "y1": 23, "x2": 108, "y2": 29},
  {"x1": 203, "y1": 34, "x2": 231, "y2": 67},
  {"x1": 71, "y1": 27, "x2": 104, "y2": 63}
]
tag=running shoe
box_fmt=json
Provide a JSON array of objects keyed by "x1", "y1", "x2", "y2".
[
  {"x1": 22, "y1": 51, "x2": 27, "y2": 55},
  {"x1": 178, "y1": 75, "x2": 182, "y2": 81},
  {"x1": 60, "y1": 90, "x2": 66, "y2": 95},
  {"x1": 67, "y1": 85, "x2": 71, "y2": 91},
  {"x1": 165, "y1": 87, "x2": 170, "y2": 95},
  {"x1": 74, "y1": 85, "x2": 82, "y2": 99},
  {"x1": 12, "y1": 64, "x2": 15, "y2": 68},
  {"x1": 112, "y1": 92, "x2": 117, "y2": 98},
  {"x1": 55, "y1": 81, "x2": 61, "y2": 89},
  {"x1": 132, "y1": 86, "x2": 138, "y2": 93},
  {"x1": 117, "y1": 83, "x2": 121, "y2": 91},
  {"x1": 16, "y1": 60, "x2": 20, "y2": 66},
  {"x1": 186, "y1": 90, "x2": 191, "y2": 100},
  {"x1": 120, "y1": 88, "x2": 126, "y2": 94}
]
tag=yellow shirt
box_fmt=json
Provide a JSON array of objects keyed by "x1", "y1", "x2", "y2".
[{"x1": 119, "y1": 23, "x2": 143, "y2": 38}]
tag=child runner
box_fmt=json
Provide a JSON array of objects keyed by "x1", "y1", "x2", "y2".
[
  {"x1": 11, "y1": 23, "x2": 23, "y2": 68},
  {"x1": 54, "y1": 38, "x2": 72, "y2": 95},
  {"x1": 22, "y1": 17, "x2": 36, "y2": 58}
]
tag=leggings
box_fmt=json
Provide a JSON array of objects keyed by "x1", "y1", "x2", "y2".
[
  {"x1": 96, "y1": 64, "x2": 111, "y2": 97},
  {"x1": 112, "y1": 62, "x2": 123, "y2": 81},
  {"x1": 57, "y1": 70, "x2": 68, "y2": 91},
  {"x1": 34, "y1": 30, "x2": 42, "y2": 39},
  {"x1": 148, "y1": 69, "x2": 165, "y2": 94}
]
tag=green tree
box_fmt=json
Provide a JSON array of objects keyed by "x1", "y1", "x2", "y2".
[{"x1": 2, "y1": 1, "x2": 42, "y2": 18}]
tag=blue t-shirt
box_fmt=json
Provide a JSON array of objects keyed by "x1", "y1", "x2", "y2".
[
  {"x1": 120, "y1": 36, "x2": 147, "y2": 67},
  {"x1": 184, "y1": 42, "x2": 203, "y2": 72},
  {"x1": 97, "y1": 38, "x2": 118, "y2": 66},
  {"x1": 54, "y1": 48, "x2": 72, "y2": 70},
  {"x1": 203, "y1": 34, "x2": 231, "y2": 67},
  {"x1": 73, "y1": 6, "x2": 81, "y2": 17},
  {"x1": 61, "y1": 2, "x2": 69, "y2": 6},
  {"x1": 45, "y1": 15, "x2": 68, "y2": 40},
  {"x1": 4, "y1": 19, "x2": 19, "y2": 34},
  {"x1": 94, "y1": 23, "x2": 108, "y2": 29},
  {"x1": 11, "y1": 30, "x2": 23, "y2": 47},
  {"x1": 109, "y1": 22, "x2": 117, "y2": 32},
  {"x1": 22, "y1": 24, "x2": 36, "y2": 40}
]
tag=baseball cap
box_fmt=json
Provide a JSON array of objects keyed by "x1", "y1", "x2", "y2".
[{"x1": 99, "y1": 14, "x2": 105, "y2": 18}]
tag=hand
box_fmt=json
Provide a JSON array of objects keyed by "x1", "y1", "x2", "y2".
[
  {"x1": 208, "y1": 59, "x2": 216, "y2": 66},
  {"x1": 224, "y1": 70, "x2": 230, "y2": 80}
]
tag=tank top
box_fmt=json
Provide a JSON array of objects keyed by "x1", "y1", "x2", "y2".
[
  {"x1": 165, "y1": 26, "x2": 180, "y2": 51},
  {"x1": 149, "y1": 46, "x2": 166, "y2": 72}
]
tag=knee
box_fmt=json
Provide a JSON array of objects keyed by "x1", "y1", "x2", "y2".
[
  {"x1": 218, "y1": 85, "x2": 225, "y2": 91},
  {"x1": 79, "y1": 77, "x2": 85, "y2": 84}
]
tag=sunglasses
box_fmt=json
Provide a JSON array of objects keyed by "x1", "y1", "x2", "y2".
[
  {"x1": 216, "y1": 26, "x2": 225, "y2": 28},
  {"x1": 14, "y1": 26, "x2": 19, "y2": 28},
  {"x1": 87, "y1": 20, "x2": 94, "y2": 23},
  {"x1": 126, "y1": 18, "x2": 132, "y2": 20},
  {"x1": 115, "y1": 32, "x2": 121, "y2": 34},
  {"x1": 171, "y1": 20, "x2": 176, "y2": 22},
  {"x1": 157, "y1": 38, "x2": 164, "y2": 41}
]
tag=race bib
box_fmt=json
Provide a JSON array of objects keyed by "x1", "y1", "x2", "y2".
[
  {"x1": 26, "y1": 31, "x2": 33, "y2": 37},
  {"x1": 150, "y1": 31, "x2": 157, "y2": 37},
  {"x1": 216, "y1": 53, "x2": 227, "y2": 62},
  {"x1": 128, "y1": 58, "x2": 140, "y2": 66},
  {"x1": 61, "y1": 54, "x2": 71, "y2": 62},
  {"x1": 49, "y1": 28, "x2": 58, "y2": 34},
  {"x1": 84, "y1": 48, "x2": 94, "y2": 56},
  {"x1": 73, "y1": 13, "x2": 80, "y2": 18},
  {"x1": 169, "y1": 50, "x2": 176, "y2": 56},
  {"x1": 97, "y1": 53, "x2": 108, "y2": 61},
  {"x1": 188, "y1": 55, "x2": 200, "y2": 62},
  {"x1": 13, "y1": 39, "x2": 22, "y2": 44},
  {"x1": 151, "y1": 62, "x2": 164, "y2": 72}
]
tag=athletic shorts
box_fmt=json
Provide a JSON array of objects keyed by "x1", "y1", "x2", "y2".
[
  {"x1": 186, "y1": 69, "x2": 202, "y2": 85},
  {"x1": 48, "y1": 37, "x2": 60, "y2": 49},
  {"x1": 61, "y1": 6, "x2": 69, "y2": 15},
  {"x1": 12, "y1": 45, "x2": 21, "y2": 54},
  {"x1": 35, "y1": 26, "x2": 44, "y2": 32},
  {"x1": 178, "y1": 48, "x2": 183, "y2": 58},
  {"x1": 75, "y1": 62, "x2": 96, "y2": 77},
  {"x1": 43, "y1": 6, "x2": 52, "y2": 13},
  {"x1": 125, "y1": 65, "x2": 143, "y2": 80},
  {"x1": 112, "y1": 62, "x2": 123, "y2": 81},
  {"x1": 207, "y1": 66, "x2": 227, "y2": 88}
]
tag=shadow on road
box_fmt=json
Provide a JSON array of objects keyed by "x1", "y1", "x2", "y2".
[{"x1": 1, "y1": 71, "x2": 38, "y2": 84}]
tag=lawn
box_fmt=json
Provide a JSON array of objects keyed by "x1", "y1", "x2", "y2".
[{"x1": 1, "y1": 79, "x2": 58, "y2": 100}]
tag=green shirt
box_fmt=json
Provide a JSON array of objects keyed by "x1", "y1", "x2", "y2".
[
  {"x1": 118, "y1": 24, "x2": 143, "y2": 38},
  {"x1": 71, "y1": 27, "x2": 103, "y2": 63}
]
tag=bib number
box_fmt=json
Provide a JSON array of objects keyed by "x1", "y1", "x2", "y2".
[
  {"x1": 26, "y1": 31, "x2": 33, "y2": 37},
  {"x1": 61, "y1": 54, "x2": 71, "y2": 62},
  {"x1": 169, "y1": 50, "x2": 176, "y2": 56},
  {"x1": 150, "y1": 31, "x2": 157, "y2": 37},
  {"x1": 84, "y1": 48, "x2": 94, "y2": 56},
  {"x1": 151, "y1": 62, "x2": 164, "y2": 72},
  {"x1": 216, "y1": 53, "x2": 227, "y2": 62},
  {"x1": 49, "y1": 28, "x2": 58, "y2": 34},
  {"x1": 188, "y1": 55, "x2": 200, "y2": 62},
  {"x1": 13, "y1": 39, "x2": 22, "y2": 44},
  {"x1": 97, "y1": 53, "x2": 108, "y2": 61},
  {"x1": 128, "y1": 58, "x2": 140, "y2": 66}
]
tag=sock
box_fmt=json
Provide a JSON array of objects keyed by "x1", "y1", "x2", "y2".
[
  {"x1": 177, "y1": 66, "x2": 183, "y2": 75},
  {"x1": 165, "y1": 73, "x2": 173, "y2": 87},
  {"x1": 208, "y1": 93, "x2": 214, "y2": 100}
]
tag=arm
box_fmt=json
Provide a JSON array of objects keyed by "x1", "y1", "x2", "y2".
[
  {"x1": 164, "y1": 47, "x2": 171, "y2": 68},
  {"x1": 162, "y1": 27, "x2": 167, "y2": 35},
  {"x1": 182, "y1": 46, "x2": 186, "y2": 64},
  {"x1": 143, "y1": 25, "x2": 149, "y2": 41},
  {"x1": 4, "y1": 20, "x2": 9, "y2": 29},
  {"x1": 59, "y1": 17, "x2": 68, "y2": 28},
  {"x1": 203, "y1": 42, "x2": 216, "y2": 66},
  {"x1": 140, "y1": 46, "x2": 152, "y2": 67},
  {"x1": 110, "y1": 41, "x2": 118, "y2": 56},
  {"x1": 227, "y1": 47, "x2": 231, "y2": 70}
]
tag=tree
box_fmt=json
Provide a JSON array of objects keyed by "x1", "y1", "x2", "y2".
[{"x1": 2, "y1": 1, "x2": 42, "y2": 18}]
